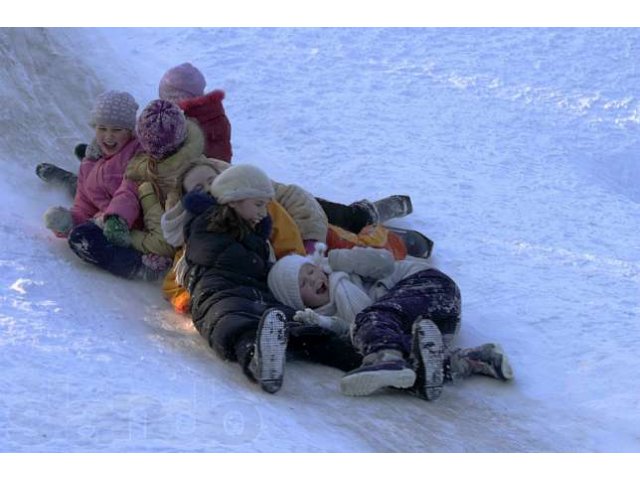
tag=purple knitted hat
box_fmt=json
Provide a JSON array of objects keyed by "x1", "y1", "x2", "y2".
[
  {"x1": 158, "y1": 63, "x2": 206, "y2": 104},
  {"x1": 136, "y1": 99, "x2": 188, "y2": 159},
  {"x1": 89, "y1": 90, "x2": 138, "y2": 130}
]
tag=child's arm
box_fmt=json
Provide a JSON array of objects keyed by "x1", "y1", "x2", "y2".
[
  {"x1": 328, "y1": 247, "x2": 395, "y2": 279},
  {"x1": 293, "y1": 308, "x2": 350, "y2": 336},
  {"x1": 130, "y1": 182, "x2": 176, "y2": 257}
]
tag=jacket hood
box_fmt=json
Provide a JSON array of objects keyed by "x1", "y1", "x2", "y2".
[{"x1": 179, "y1": 90, "x2": 226, "y2": 122}]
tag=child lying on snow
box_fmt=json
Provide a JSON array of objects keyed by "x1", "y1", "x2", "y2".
[{"x1": 267, "y1": 246, "x2": 514, "y2": 399}]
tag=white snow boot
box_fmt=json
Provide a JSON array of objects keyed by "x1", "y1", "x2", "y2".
[
  {"x1": 446, "y1": 343, "x2": 514, "y2": 382},
  {"x1": 340, "y1": 349, "x2": 416, "y2": 396}
]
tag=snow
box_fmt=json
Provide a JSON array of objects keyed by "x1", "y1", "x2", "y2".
[{"x1": 1, "y1": 26, "x2": 639, "y2": 459}]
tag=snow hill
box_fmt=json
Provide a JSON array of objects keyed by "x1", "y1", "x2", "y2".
[{"x1": 1, "y1": 27, "x2": 639, "y2": 453}]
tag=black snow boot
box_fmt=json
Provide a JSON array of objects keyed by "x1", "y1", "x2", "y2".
[
  {"x1": 74, "y1": 143, "x2": 88, "y2": 161},
  {"x1": 35, "y1": 163, "x2": 78, "y2": 198},
  {"x1": 352, "y1": 195, "x2": 413, "y2": 225}
]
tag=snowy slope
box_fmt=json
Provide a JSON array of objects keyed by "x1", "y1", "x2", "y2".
[{"x1": 1, "y1": 27, "x2": 639, "y2": 452}]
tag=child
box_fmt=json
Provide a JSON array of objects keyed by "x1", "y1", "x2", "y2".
[
  {"x1": 267, "y1": 247, "x2": 514, "y2": 399},
  {"x1": 160, "y1": 156, "x2": 311, "y2": 313},
  {"x1": 181, "y1": 164, "x2": 362, "y2": 393},
  {"x1": 158, "y1": 62, "x2": 232, "y2": 162},
  {"x1": 43, "y1": 91, "x2": 167, "y2": 280}
]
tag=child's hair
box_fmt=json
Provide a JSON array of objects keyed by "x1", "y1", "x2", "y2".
[
  {"x1": 159, "y1": 63, "x2": 206, "y2": 104},
  {"x1": 89, "y1": 90, "x2": 138, "y2": 131},
  {"x1": 208, "y1": 164, "x2": 275, "y2": 204},
  {"x1": 267, "y1": 254, "x2": 315, "y2": 310},
  {"x1": 206, "y1": 204, "x2": 254, "y2": 241},
  {"x1": 204, "y1": 164, "x2": 275, "y2": 241}
]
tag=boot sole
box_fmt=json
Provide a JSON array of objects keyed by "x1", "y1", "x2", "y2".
[
  {"x1": 340, "y1": 367, "x2": 416, "y2": 396},
  {"x1": 412, "y1": 319, "x2": 444, "y2": 400},
  {"x1": 255, "y1": 309, "x2": 288, "y2": 394}
]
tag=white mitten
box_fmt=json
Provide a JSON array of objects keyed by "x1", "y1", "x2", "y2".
[
  {"x1": 43, "y1": 206, "x2": 73, "y2": 237},
  {"x1": 293, "y1": 308, "x2": 350, "y2": 336},
  {"x1": 328, "y1": 247, "x2": 394, "y2": 279}
]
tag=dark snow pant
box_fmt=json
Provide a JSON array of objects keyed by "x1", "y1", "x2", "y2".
[
  {"x1": 316, "y1": 198, "x2": 371, "y2": 234},
  {"x1": 233, "y1": 323, "x2": 363, "y2": 381},
  {"x1": 231, "y1": 319, "x2": 363, "y2": 383},
  {"x1": 352, "y1": 268, "x2": 461, "y2": 358},
  {"x1": 68, "y1": 222, "x2": 143, "y2": 279}
]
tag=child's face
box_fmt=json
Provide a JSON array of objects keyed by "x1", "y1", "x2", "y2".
[
  {"x1": 298, "y1": 263, "x2": 330, "y2": 308},
  {"x1": 228, "y1": 197, "x2": 270, "y2": 227},
  {"x1": 183, "y1": 165, "x2": 217, "y2": 193},
  {"x1": 94, "y1": 125, "x2": 132, "y2": 157}
]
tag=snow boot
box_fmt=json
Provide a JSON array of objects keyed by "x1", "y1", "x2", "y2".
[
  {"x1": 352, "y1": 195, "x2": 413, "y2": 225},
  {"x1": 74, "y1": 143, "x2": 88, "y2": 161},
  {"x1": 340, "y1": 349, "x2": 416, "y2": 396},
  {"x1": 445, "y1": 343, "x2": 514, "y2": 382},
  {"x1": 249, "y1": 308, "x2": 289, "y2": 394},
  {"x1": 410, "y1": 317, "x2": 445, "y2": 401},
  {"x1": 386, "y1": 226, "x2": 434, "y2": 259},
  {"x1": 36, "y1": 163, "x2": 78, "y2": 197}
]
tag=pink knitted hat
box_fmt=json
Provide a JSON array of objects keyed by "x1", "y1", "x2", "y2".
[
  {"x1": 158, "y1": 63, "x2": 206, "y2": 104},
  {"x1": 89, "y1": 90, "x2": 138, "y2": 130},
  {"x1": 136, "y1": 99, "x2": 188, "y2": 159}
]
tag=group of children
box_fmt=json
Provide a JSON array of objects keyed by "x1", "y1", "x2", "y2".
[{"x1": 38, "y1": 62, "x2": 514, "y2": 400}]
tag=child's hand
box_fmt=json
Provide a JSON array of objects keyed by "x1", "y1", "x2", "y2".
[
  {"x1": 103, "y1": 215, "x2": 131, "y2": 247},
  {"x1": 293, "y1": 308, "x2": 350, "y2": 335},
  {"x1": 293, "y1": 308, "x2": 321, "y2": 326},
  {"x1": 43, "y1": 206, "x2": 73, "y2": 238}
]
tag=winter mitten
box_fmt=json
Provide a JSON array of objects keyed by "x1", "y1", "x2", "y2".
[
  {"x1": 254, "y1": 215, "x2": 273, "y2": 239},
  {"x1": 102, "y1": 215, "x2": 131, "y2": 247},
  {"x1": 182, "y1": 189, "x2": 216, "y2": 215},
  {"x1": 293, "y1": 308, "x2": 350, "y2": 336},
  {"x1": 43, "y1": 206, "x2": 73, "y2": 237},
  {"x1": 141, "y1": 253, "x2": 173, "y2": 272},
  {"x1": 328, "y1": 247, "x2": 394, "y2": 279}
]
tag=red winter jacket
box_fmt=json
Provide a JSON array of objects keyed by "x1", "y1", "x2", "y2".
[{"x1": 179, "y1": 90, "x2": 232, "y2": 163}]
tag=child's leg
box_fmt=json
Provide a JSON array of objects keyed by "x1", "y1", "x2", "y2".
[
  {"x1": 351, "y1": 269, "x2": 461, "y2": 356},
  {"x1": 232, "y1": 309, "x2": 289, "y2": 394},
  {"x1": 36, "y1": 163, "x2": 78, "y2": 198},
  {"x1": 288, "y1": 331, "x2": 362, "y2": 372},
  {"x1": 67, "y1": 222, "x2": 145, "y2": 279}
]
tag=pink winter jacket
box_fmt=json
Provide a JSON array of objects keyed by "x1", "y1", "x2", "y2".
[{"x1": 71, "y1": 138, "x2": 143, "y2": 228}]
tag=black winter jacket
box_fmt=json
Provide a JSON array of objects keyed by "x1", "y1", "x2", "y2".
[{"x1": 184, "y1": 204, "x2": 293, "y2": 360}]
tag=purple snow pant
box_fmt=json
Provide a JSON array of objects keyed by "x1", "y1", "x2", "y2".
[
  {"x1": 68, "y1": 222, "x2": 143, "y2": 279},
  {"x1": 351, "y1": 268, "x2": 461, "y2": 357}
]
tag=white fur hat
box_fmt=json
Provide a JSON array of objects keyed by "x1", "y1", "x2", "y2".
[
  {"x1": 267, "y1": 254, "x2": 310, "y2": 311},
  {"x1": 209, "y1": 164, "x2": 275, "y2": 204}
]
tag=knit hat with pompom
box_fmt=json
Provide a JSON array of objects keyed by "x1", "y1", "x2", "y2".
[{"x1": 136, "y1": 99, "x2": 188, "y2": 159}]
